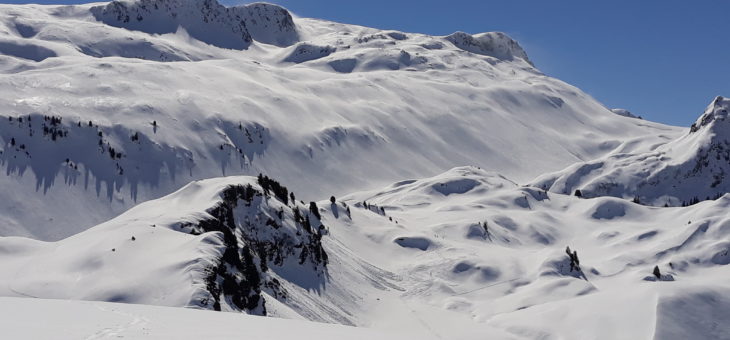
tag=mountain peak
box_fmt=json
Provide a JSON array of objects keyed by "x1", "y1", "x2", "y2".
[
  {"x1": 690, "y1": 96, "x2": 730, "y2": 133},
  {"x1": 230, "y1": 2, "x2": 299, "y2": 47}
]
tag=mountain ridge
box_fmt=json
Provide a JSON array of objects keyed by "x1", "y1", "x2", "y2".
[
  {"x1": 0, "y1": 0, "x2": 677, "y2": 240},
  {"x1": 532, "y1": 95, "x2": 730, "y2": 206}
]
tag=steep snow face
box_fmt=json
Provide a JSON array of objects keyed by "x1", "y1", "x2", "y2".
[
  {"x1": 232, "y1": 2, "x2": 299, "y2": 47},
  {"x1": 90, "y1": 0, "x2": 252, "y2": 50},
  {"x1": 532, "y1": 96, "x2": 730, "y2": 206},
  {"x1": 0, "y1": 1, "x2": 679, "y2": 241}
]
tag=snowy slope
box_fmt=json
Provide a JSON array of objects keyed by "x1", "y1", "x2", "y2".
[
  {"x1": 329, "y1": 166, "x2": 730, "y2": 338},
  {"x1": 0, "y1": 297, "x2": 425, "y2": 340},
  {"x1": 532, "y1": 96, "x2": 730, "y2": 206},
  {"x1": 1, "y1": 1, "x2": 728, "y2": 339},
  {"x1": 2, "y1": 167, "x2": 729, "y2": 339},
  {"x1": 0, "y1": 175, "x2": 344, "y2": 320},
  {"x1": 0, "y1": 0, "x2": 679, "y2": 240}
]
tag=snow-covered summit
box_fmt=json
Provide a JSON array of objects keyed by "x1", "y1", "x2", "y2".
[
  {"x1": 231, "y1": 2, "x2": 299, "y2": 47},
  {"x1": 690, "y1": 96, "x2": 730, "y2": 133}
]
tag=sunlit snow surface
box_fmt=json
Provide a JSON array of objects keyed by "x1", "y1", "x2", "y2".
[
  {"x1": 0, "y1": 1, "x2": 677, "y2": 240},
  {"x1": 0, "y1": 1, "x2": 728, "y2": 339}
]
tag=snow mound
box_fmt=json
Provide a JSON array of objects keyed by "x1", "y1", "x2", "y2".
[
  {"x1": 445, "y1": 31, "x2": 531, "y2": 64},
  {"x1": 283, "y1": 42, "x2": 336, "y2": 63},
  {"x1": 328, "y1": 58, "x2": 357, "y2": 73},
  {"x1": 539, "y1": 250, "x2": 587, "y2": 280},
  {"x1": 91, "y1": 0, "x2": 252, "y2": 50},
  {"x1": 232, "y1": 2, "x2": 299, "y2": 47},
  {"x1": 348, "y1": 166, "x2": 517, "y2": 207},
  {"x1": 394, "y1": 236, "x2": 433, "y2": 251},
  {"x1": 589, "y1": 198, "x2": 630, "y2": 220},
  {"x1": 0, "y1": 40, "x2": 56, "y2": 62}
]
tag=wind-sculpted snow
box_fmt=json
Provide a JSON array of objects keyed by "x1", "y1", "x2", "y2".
[
  {"x1": 1, "y1": 167, "x2": 730, "y2": 338},
  {"x1": 333, "y1": 166, "x2": 730, "y2": 338},
  {"x1": 0, "y1": 41, "x2": 57, "y2": 62},
  {"x1": 283, "y1": 42, "x2": 336, "y2": 63}
]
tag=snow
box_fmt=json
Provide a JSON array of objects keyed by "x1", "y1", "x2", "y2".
[
  {"x1": 1, "y1": 165, "x2": 728, "y2": 338},
  {"x1": 0, "y1": 1, "x2": 728, "y2": 339},
  {"x1": 0, "y1": 297, "x2": 421, "y2": 340},
  {"x1": 0, "y1": 0, "x2": 678, "y2": 240},
  {"x1": 445, "y1": 31, "x2": 532, "y2": 64},
  {"x1": 532, "y1": 96, "x2": 730, "y2": 206},
  {"x1": 611, "y1": 108, "x2": 642, "y2": 119}
]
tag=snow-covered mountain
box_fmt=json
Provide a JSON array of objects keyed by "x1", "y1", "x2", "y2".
[
  {"x1": 0, "y1": 0, "x2": 677, "y2": 240},
  {"x1": 533, "y1": 96, "x2": 730, "y2": 206},
  {"x1": 2, "y1": 166, "x2": 729, "y2": 339},
  {"x1": 1, "y1": 0, "x2": 729, "y2": 339}
]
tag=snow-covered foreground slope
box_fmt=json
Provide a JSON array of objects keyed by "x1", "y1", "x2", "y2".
[
  {"x1": 0, "y1": 297, "x2": 423, "y2": 340},
  {"x1": 533, "y1": 96, "x2": 730, "y2": 206},
  {"x1": 0, "y1": 0, "x2": 679, "y2": 240},
  {"x1": 2, "y1": 168, "x2": 729, "y2": 339}
]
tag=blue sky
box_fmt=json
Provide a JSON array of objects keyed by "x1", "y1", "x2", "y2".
[{"x1": 6, "y1": 0, "x2": 729, "y2": 126}]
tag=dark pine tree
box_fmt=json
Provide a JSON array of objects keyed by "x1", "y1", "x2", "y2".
[{"x1": 309, "y1": 202, "x2": 321, "y2": 220}]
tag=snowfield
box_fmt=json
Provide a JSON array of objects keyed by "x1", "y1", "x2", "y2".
[
  {"x1": 0, "y1": 297, "x2": 423, "y2": 340},
  {"x1": 0, "y1": 0, "x2": 678, "y2": 240},
  {"x1": 0, "y1": 0, "x2": 728, "y2": 339}
]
